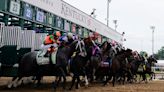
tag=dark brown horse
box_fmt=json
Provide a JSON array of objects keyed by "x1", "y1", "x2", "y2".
[
  {"x1": 129, "y1": 55, "x2": 157, "y2": 83},
  {"x1": 86, "y1": 42, "x2": 103, "y2": 82},
  {"x1": 142, "y1": 56, "x2": 157, "y2": 81},
  {"x1": 94, "y1": 41, "x2": 113, "y2": 81},
  {"x1": 69, "y1": 38, "x2": 97, "y2": 90},
  {"x1": 9, "y1": 40, "x2": 81, "y2": 90},
  {"x1": 103, "y1": 48, "x2": 132, "y2": 86}
]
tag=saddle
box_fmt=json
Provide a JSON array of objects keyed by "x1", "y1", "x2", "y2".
[{"x1": 100, "y1": 58, "x2": 112, "y2": 68}]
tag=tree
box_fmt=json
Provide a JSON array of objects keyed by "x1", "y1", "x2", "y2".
[{"x1": 156, "y1": 46, "x2": 164, "y2": 60}]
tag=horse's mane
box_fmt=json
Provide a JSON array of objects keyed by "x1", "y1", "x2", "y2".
[
  {"x1": 147, "y1": 56, "x2": 157, "y2": 63},
  {"x1": 100, "y1": 41, "x2": 108, "y2": 48},
  {"x1": 100, "y1": 41, "x2": 112, "y2": 54}
]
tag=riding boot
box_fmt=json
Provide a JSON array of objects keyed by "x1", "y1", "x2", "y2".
[{"x1": 44, "y1": 51, "x2": 49, "y2": 57}]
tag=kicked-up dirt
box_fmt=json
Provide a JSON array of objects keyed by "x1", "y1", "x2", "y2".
[{"x1": 0, "y1": 77, "x2": 164, "y2": 92}]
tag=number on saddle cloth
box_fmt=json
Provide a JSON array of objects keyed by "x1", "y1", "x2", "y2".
[
  {"x1": 36, "y1": 48, "x2": 58, "y2": 65},
  {"x1": 100, "y1": 58, "x2": 112, "y2": 68}
]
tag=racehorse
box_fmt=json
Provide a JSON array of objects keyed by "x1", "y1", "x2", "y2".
[
  {"x1": 129, "y1": 54, "x2": 157, "y2": 83},
  {"x1": 126, "y1": 53, "x2": 141, "y2": 83},
  {"x1": 85, "y1": 41, "x2": 104, "y2": 82},
  {"x1": 94, "y1": 41, "x2": 113, "y2": 82},
  {"x1": 142, "y1": 56, "x2": 157, "y2": 81},
  {"x1": 69, "y1": 38, "x2": 99, "y2": 90},
  {"x1": 103, "y1": 48, "x2": 132, "y2": 86},
  {"x1": 8, "y1": 40, "x2": 82, "y2": 90}
]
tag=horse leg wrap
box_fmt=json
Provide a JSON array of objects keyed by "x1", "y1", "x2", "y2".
[{"x1": 84, "y1": 76, "x2": 89, "y2": 86}]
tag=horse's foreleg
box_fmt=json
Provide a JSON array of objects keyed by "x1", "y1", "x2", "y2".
[
  {"x1": 149, "y1": 73, "x2": 153, "y2": 81},
  {"x1": 58, "y1": 67, "x2": 66, "y2": 90},
  {"x1": 139, "y1": 73, "x2": 142, "y2": 83},
  {"x1": 7, "y1": 77, "x2": 23, "y2": 88},
  {"x1": 142, "y1": 73, "x2": 148, "y2": 83},
  {"x1": 84, "y1": 75, "x2": 89, "y2": 87},
  {"x1": 58, "y1": 76, "x2": 62, "y2": 85},
  {"x1": 122, "y1": 74, "x2": 126, "y2": 85},
  {"x1": 112, "y1": 75, "x2": 116, "y2": 87},
  {"x1": 149, "y1": 72, "x2": 155, "y2": 81},
  {"x1": 69, "y1": 75, "x2": 76, "y2": 90},
  {"x1": 61, "y1": 73, "x2": 66, "y2": 89},
  {"x1": 35, "y1": 76, "x2": 42, "y2": 87},
  {"x1": 153, "y1": 72, "x2": 156, "y2": 79},
  {"x1": 76, "y1": 76, "x2": 80, "y2": 89},
  {"x1": 103, "y1": 74, "x2": 112, "y2": 86},
  {"x1": 13, "y1": 77, "x2": 24, "y2": 88}
]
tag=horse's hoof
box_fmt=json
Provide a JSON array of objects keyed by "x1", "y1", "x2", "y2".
[
  {"x1": 13, "y1": 83, "x2": 18, "y2": 88},
  {"x1": 62, "y1": 87, "x2": 66, "y2": 90},
  {"x1": 52, "y1": 82, "x2": 57, "y2": 89},
  {"x1": 7, "y1": 84, "x2": 13, "y2": 89},
  {"x1": 85, "y1": 85, "x2": 89, "y2": 87},
  {"x1": 103, "y1": 83, "x2": 107, "y2": 87},
  {"x1": 34, "y1": 83, "x2": 41, "y2": 88},
  {"x1": 7, "y1": 82, "x2": 13, "y2": 89},
  {"x1": 52, "y1": 87, "x2": 57, "y2": 92},
  {"x1": 85, "y1": 84, "x2": 89, "y2": 87}
]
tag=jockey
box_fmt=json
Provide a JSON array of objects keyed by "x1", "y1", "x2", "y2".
[
  {"x1": 67, "y1": 32, "x2": 74, "y2": 44},
  {"x1": 43, "y1": 31, "x2": 61, "y2": 46},
  {"x1": 144, "y1": 53, "x2": 148, "y2": 60},
  {"x1": 41, "y1": 31, "x2": 61, "y2": 57},
  {"x1": 86, "y1": 32, "x2": 99, "y2": 46},
  {"x1": 87, "y1": 32, "x2": 101, "y2": 56},
  {"x1": 90, "y1": 32, "x2": 99, "y2": 40},
  {"x1": 59, "y1": 32, "x2": 79, "y2": 48}
]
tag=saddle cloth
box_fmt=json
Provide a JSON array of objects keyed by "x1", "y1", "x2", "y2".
[
  {"x1": 100, "y1": 59, "x2": 112, "y2": 68},
  {"x1": 100, "y1": 62, "x2": 109, "y2": 68},
  {"x1": 36, "y1": 49, "x2": 58, "y2": 65},
  {"x1": 137, "y1": 64, "x2": 144, "y2": 72}
]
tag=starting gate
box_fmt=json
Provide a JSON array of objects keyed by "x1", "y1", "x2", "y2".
[{"x1": 0, "y1": 22, "x2": 47, "y2": 77}]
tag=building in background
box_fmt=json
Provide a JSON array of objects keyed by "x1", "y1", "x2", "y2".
[{"x1": 0, "y1": 0, "x2": 123, "y2": 44}]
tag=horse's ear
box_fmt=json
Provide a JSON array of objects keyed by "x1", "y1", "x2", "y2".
[
  {"x1": 126, "y1": 48, "x2": 132, "y2": 52},
  {"x1": 108, "y1": 43, "x2": 112, "y2": 48}
]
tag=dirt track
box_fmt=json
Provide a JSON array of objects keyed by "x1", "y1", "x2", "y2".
[{"x1": 0, "y1": 77, "x2": 164, "y2": 92}]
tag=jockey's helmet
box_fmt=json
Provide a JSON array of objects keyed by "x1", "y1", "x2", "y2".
[
  {"x1": 67, "y1": 32, "x2": 73, "y2": 39},
  {"x1": 54, "y1": 31, "x2": 61, "y2": 37},
  {"x1": 89, "y1": 32, "x2": 99, "y2": 40}
]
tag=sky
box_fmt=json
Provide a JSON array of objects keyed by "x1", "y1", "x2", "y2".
[{"x1": 63, "y1": 0, "x2": 164, "y2": 55}]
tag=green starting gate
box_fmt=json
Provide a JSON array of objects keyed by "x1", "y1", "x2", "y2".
[{"x1": 0, "y1": 22, "x2": 47, "y2": 77}]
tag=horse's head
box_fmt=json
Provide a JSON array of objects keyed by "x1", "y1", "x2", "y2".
[
  {"x1": 75, "y1": 40, "x2": 87, "y2": 57},
  {"x1": 124, "y1": 48, "x2": 133, "y2": 57},
  {"x1": 147, "y1": 56, "x2": 157, "y2": 64},
  {"x1": 55, "y1": 40, "x2": 87, "y2": 66},
  {"x1": 83, "y1": 38, "x2": 95, "y2": 47},
  {"x1": 68, "y1": 40, "x2": 87, "y2": 58},
  {"x1": 132, "y1": 51, "x2": 141, "y2": 61},
  {"x1": 83, "y1": 38, "x2": 96, "y2": 56},
  {"x1": 100, "y1": 41, "x2": 111, "y2": 52}
]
